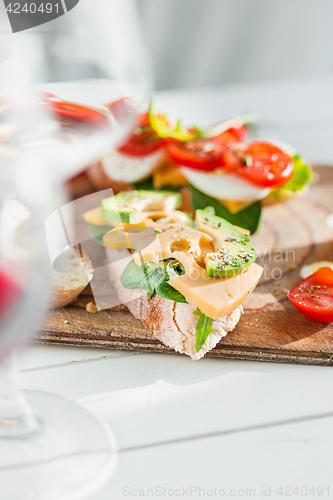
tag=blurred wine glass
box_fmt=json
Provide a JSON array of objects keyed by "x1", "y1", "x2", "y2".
[{"x1": 0, "y1": 1, "x2": 151, "y2": 498}]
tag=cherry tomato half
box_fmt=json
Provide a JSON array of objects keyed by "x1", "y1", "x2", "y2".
[
  {"x1": 288, "y1": 267, "x2": 333, "y2": 323},
  {"x1": 223, "y1": 141, "x2": 294, "y2": 188},
  {"x1": 118, "y1": 113, "x2": 167, "y2": 157},
  {"x1": 167, "y1": 138, "x2": 225, "y2": 171}
]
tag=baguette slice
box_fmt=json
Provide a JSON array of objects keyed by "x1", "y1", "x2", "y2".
[
  {"x1": 48, "y1": 247, "x2": 93, "y2": 309},
  {"x1": 108, "y1": 249, "x2": 240, "y2": 360}
]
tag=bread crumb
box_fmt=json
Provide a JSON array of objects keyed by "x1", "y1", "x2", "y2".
[
  {"x1": 86, "y1": 302, "x2": 101, "y2": 313},
  {"x1": 290, "y1": 263, "x2": 297, "y2": 270},
  {"x1": 64, "y1": 320, "x2": 68, "y2": 324}
]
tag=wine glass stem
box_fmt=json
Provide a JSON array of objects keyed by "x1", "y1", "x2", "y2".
[{"x1": 0, "y1": 353, "x2": 38, "y2": 437}]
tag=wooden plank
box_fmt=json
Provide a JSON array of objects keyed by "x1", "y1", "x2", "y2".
[{"x1": 35, "y1": 166, "x2": 333, "y2": 365}]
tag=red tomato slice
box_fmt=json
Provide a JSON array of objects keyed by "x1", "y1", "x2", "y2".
[
  {"x1": 1, "y1": 92, "x2": 109, "y2": 131},
  {"x1": 223, "y1": 141, "x2": 294, "y2": 188},
  {"x1": 118, "y1": 113, "x2": 166, "y2": 157},
  {"x1": 44, "y1": 99, "x2": 108, "y2": 127},
  {"x1": 288, "y1": 267, "x2": 333, "y2": 323},
  {"x1": 167, "y1": 138, "x2": 225, "y2": 171},
  {"x1": 213, "y1": 124, "x2": 250, "y2": 147},
  {"x1": 108, "y1": 96, "x2": 136, "y2": 125},
  {"x1": 35, "y1": 92, "x2": 109, "y2": 128}
]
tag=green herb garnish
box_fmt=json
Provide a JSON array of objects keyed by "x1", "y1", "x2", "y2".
[
  {"x1": 120, "y1": 259, "x2": 187, "y2": 302},
  {"x1": 193, "y1": 308, "x2": 213, "y2": 352}
]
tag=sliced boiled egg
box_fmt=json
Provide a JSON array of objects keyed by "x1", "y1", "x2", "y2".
[
  {"x1": 300, "y1": 261, "x2": 333, "y2": 279},
  {"x1": 102, "y1": 149, "x2": 164, "y2": 183},
  {"x1": 180, "y1": 167, "x2": 271, "y2": 203}
]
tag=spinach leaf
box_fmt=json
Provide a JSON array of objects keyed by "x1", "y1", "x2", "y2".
[
  {"x1": 193, "y1": 308, "x2": 213, "y2": 352},
  {"x1": 133, "y1": 177, "x2": 182, "y2": 192},
  {"x1": 190, "y1": 186, "x2": 262, "y2": 234},
  {"x1": 89, "y1": 225, "x2": 112, "y2": 246},
  {"x1": 133, "y1": 177, "x2": 154, "y2": 190}
]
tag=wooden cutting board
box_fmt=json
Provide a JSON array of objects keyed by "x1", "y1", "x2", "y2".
[{"x1": 35, "y1": 166, "x2": 333, "y2": 366}]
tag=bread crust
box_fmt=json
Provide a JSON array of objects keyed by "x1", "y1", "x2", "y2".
[
  {"x1": 48, "y1": 286, "x2": 89, "y2": 309},
  {"x1": 107, "y1": 250, "x2": 240, "y2": 360},
  {"x1": 48, "y1": 249, "x2": 93, "y2": 309}
]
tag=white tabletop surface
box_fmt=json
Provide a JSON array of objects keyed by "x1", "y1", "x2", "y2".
[{"x1": 17, "y1": 78, "x2": 333, "y2": 499}]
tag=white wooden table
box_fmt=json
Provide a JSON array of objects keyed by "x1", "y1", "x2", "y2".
[
  {"x1": 19, "y1": 345, "x2": 333, "y2": 499},
  {"x1": 19, "y1": 78, "x2": 333, "y2": 499}
]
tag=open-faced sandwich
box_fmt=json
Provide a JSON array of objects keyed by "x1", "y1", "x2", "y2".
[
  {"x1": 84, "y1": 190, "x2": 263, "y2": 359},
  {"x1": 86, "y1": 105, "x2": 313, "y2": 234}
]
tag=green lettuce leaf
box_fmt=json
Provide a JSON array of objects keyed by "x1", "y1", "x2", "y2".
[
  {"x1": 270, "y1": 155, "x2": 313, "y2": 199},
  {"x1": 193, "y1": 308, "x2": 213, "y2": 352},
  {"x1": 190, "y1": 186, "x2": 262, "y2": 234}
]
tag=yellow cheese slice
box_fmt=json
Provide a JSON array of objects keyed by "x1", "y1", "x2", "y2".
[
  {"x1": 103, "y1": 223, "x2": 159, "y2": 254},
  {"x1": 85, "y1": 205, "x2": 191, "y2": 231},
  {"x1": 133, "y1": 226, "x2": 263, "y2": 318},
  {"x1": 169, "y1": 263, "x2": 263, "y2": 319},
  {"x1": 133, "y1": 226, "x2": 213, "y2": 266},
  {"x1": 84, "y1": 207, "x2": 115, "y2": 227},
  {"x1": 153, "y1": 164, "x2": 189, "y2": 188},
  {"x1": 217, "y1": 199, "x2": 253, "y2": 214}
]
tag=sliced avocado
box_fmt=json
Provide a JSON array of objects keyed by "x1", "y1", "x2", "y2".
[
  {"x1": 196, "y1": 207, "x2": 257, "y2": 278},
  {"x1": 101, "y1": 190, "x2": 182, "y2": 223}
]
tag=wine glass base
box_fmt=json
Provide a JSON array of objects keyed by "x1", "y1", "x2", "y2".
[{"x1": 0, "y1": 390, "x2": 117, "y2": 500}]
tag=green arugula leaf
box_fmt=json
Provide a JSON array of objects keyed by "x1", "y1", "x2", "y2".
[
  {"x1": 120, "y1": 260, "x2": 165, "y2": 298},
  {"x1": 269, "y1": 155, "x2": 313, "y2": 199},
  {"x1": 190, "y1": 186, "x2": 262, "y2": 234},
  {"x1": 120, "y1": 259, "x2": 187, "y2": 302},
  {"x1": 144, "y1": 263, "x2": 166, "y2": 299},
  {"x1": 89, "y1": 225, "x2": 112, "y2": 246},
  {"x1": 120, "y1": 259, "x2": 150, "y2": 291},
  {"x1": 166, "y1": 259, "x2": 185, "y2": 275},
  {"x1": 155, "y1": 281, "x2": 187, "y2": 303},
  {"x1": 193, "y1": 308, "x2": 213, "y2": 352}
]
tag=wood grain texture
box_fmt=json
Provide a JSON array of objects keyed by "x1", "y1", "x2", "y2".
[{"x1": 35, "y1": 166, "x2": 333, "y2": 365}]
